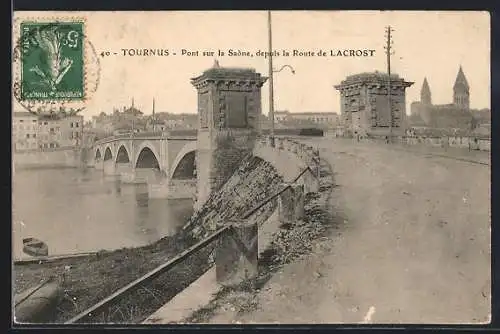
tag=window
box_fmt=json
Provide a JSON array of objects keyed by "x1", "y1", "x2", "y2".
[
  {"x1": 19, "y1": 120, "x2": 24, "y2": 123},
  {"x1": 75, "y1": 123, "x2": 79, "y2": 128},
  {"x1": 50, "y1": 128, "x2": 54, "y2": 133},
  {"x1": 33, "y1": 134, "x2": 36, "y2": 138},
  {"x1": 44, "y1": 122, "x2": 48, "y2": 125},
  {"x1": 70, "y1": 122, "x2": 74, "y2": 128},
  {"x1": 26, "y1": 134, "x2": 30, "y2": 138},
  {"x1": 32, "y1": 120, "x2": 36, "y2": 123}
]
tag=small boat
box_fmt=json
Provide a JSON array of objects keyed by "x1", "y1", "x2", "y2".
[
  {"x1": 14, "y1": 277, "x2": 62, "y2": 323},
  {"x1": 22, "y1": 238, "x2": 49, "y2": 257}
]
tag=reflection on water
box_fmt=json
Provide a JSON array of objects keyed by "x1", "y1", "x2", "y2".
[{"x1": 12, "y1": 168, "x2": 193, "y2": 259}]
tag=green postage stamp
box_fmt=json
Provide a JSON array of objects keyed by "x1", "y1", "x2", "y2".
[
  {"x1": 12, "y1": 17, "x2": 100, "y2": 116},
  {"x1": 20, "y1": 21, "x2": 85, "y2": 100}
]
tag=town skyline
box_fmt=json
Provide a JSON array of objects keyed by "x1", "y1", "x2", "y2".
[{"x1": 12, "y1": 11, "x2": 490, "y2": 120}]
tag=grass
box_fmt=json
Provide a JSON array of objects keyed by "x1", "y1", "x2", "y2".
[{"x1": 14, "y1": 230, "x2": 202, "y2": 323}]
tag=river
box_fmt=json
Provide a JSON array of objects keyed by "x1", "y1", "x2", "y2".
[{"x1": 12, "y1": 168, "x2": 194, "y2": 260}]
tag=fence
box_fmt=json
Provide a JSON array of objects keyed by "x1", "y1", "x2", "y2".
[
  {"x1": 362, "y1": 134, "x2": 491, "y2": 152},
  {"x1": 401, "y1": 135, "x2": 490, "y2": 152}
]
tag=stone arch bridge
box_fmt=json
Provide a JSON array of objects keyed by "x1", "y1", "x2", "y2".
[
  {"x1": 92, "y1": 133, "x2": 198, "y2": 199},
  {"x1": 93, "y1": 133, "x2": 197, "y2": 178},
  {"x1": 90, "y1": 132, "x2": 319, "y2": 202}
]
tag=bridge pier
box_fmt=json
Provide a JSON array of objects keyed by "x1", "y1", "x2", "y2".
[
  {"x1": 115, "y1": 162, "x2": 133, "y2": 175},
  {"x1": 103, "y1": 160, "x2": 117, "y2": 175},
  {"x1": 278, "y1": 184, "x2": 305, "y2": 224},
  {"x1": 95, "y1": 159, "x2": 104, "y2": 170},
  {"x1": 299, "y1": 168, "x2": 320, "y2": 194},
  {"x1": 120, "y1": 169, "x2": 139, "y2": 184},
  {"x1": 147, "y1": 178, "x2": 196, "y2": 200},
  {"x1": 216, "y1": 220, "x2": 258, "y2": 287},
  {"x1": 120, "y1": 168, "x2": 161, "y2": 184}
]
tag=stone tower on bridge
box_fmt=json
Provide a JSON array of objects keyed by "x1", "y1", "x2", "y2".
[
  {"x1": 334, "y1": 72, "x2": 414, "y2": 138},
  {"x1": 191, "y1": 62, "x2": 267, "y2": 209}
]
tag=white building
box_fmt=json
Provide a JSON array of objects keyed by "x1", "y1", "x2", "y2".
[
  {"x1": 12, "y1": 111, "x2": 38, "y2": 151},
  {"x1": 274, "y1": 110, "x2": 340, "y2": 128},
  {"x1": 12, "y1": 111, "x2": 84, "y2": 151}
]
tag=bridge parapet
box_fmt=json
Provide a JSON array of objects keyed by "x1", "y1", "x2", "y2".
[
  {"x1": 256, "y1": 136, "x2": 320, "y2": 178},
  {"x1": 93, "y1": 133, "x2": 196, "y2": 147}
]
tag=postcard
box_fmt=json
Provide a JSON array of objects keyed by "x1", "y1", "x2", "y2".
[{"x1": 12, "y1": 10, "x2": 490, "y2": 325}]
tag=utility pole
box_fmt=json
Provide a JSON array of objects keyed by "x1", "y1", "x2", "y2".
[
  {"x1": 268, "y1": 10, "x2": 275, "y2": 147},
  {"x1": 384, "y1": 26, "x2": 394, "y2": 143},
  {"x1": 131, "y1": 98, "x2": 135, "y2": 136},
  {"x1": 152, "y1": 97, "x2": 156, "y2": 132}
]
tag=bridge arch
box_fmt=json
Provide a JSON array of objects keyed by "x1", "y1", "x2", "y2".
[
  {"x1": 115, "y1": 145, "x2": 131, "y2": 164},
  {"x1": 170, "y1": 141, "x2": 197, "y2": 179},
  {"x1": 134, "y1": 141, "x2": 161, "y2": 169},
  {"x1": 95, "y1": 148, "x2": 102, "y2": 161},
  {"x1": 103, "y1": 146, "x2": 113, "y2": 161}
]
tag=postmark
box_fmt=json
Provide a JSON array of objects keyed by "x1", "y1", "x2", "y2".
[{"x1": 12, "y1": 17, "x2": 100, "y2": 117}]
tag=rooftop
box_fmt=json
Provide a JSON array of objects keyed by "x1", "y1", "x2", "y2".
[
  {"x1": 191, "y1": 62, "x2": 267, "y2": 83},
  {"x1": 275, "y1": 110, "x2": 338, "y2": 116},
  {"x1": 336, "y1": 71, "x2": 413, "y2": 88}
]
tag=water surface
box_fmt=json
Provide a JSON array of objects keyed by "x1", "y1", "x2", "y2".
[{"x1": 12, "y1": 168, "x2": 193, "y2": 259}]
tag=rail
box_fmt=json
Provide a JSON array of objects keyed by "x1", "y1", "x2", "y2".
[
  {"x1": 64, "y1": 226, "x2": 230, "y2": 324},
  {"x1": 239, "y1": 166, "x2": 314, "y2": 220}
]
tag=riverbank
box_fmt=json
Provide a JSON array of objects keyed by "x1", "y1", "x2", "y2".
[
  {"x1": 13, "y1": 148, "x2": 82, "y2": 170},
  {"x1": 14, "y1": 231, "x2": 200, "y2": 323},
  {"x1": 14, "y1": 155, "x2": 283, "y2": 323}
]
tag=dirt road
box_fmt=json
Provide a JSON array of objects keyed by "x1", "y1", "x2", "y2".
[{"x1": 215, "y1": 138, "x2": 491, "y2": 324}]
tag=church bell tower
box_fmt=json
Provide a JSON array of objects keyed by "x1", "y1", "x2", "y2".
[
  {"x1": 421, "y1": 77, "x2": 432, "y2": 105},
  {"x1": 453, "y1": 65, "x2": 470, "y2": 110}
]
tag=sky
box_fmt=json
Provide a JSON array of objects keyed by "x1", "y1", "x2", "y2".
[{"x1": 13, "y1": 11, "x2": 490, "y2": 119}]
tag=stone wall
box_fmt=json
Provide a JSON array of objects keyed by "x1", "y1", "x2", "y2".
[
  {"x1": 185, "y1": 136, "x2": 322, "y2": 241},
  {"x1": 211, "y1": 129, "x2": 257, "y2": 192},
  {"x1": 184, "y1": 155, "x2": 283, "y2": 240}
]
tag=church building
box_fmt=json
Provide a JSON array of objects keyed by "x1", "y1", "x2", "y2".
[{"x1": 409, "y1": 66, "x2": 490, "y2": 129}]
